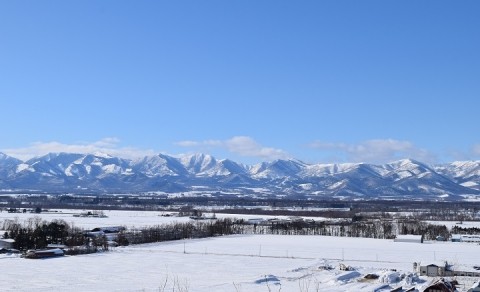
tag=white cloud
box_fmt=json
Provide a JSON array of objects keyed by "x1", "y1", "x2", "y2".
[
  {"x1": 472, "y1": 144, "x2": 480, "y2": 156},
  {"x1": 443, "y1": 144, "x2": 480, "y2": 162},
  {"x1": 176, "y1": 136, "x2": 290, "y2": 161},
  {"x1": 2, "y1": 138, "x2": 156, "y2": 161},
  {"x1": 175, "y1": 140, "x2": 201, "y2": 147},
  {"x1": 174, "y1": 140, "x2": 223, "y2": 148},
  {"x1": 225, "y1": 136, "x2": 289, "y2": 160},
  {"x1": 309, "y1": 139, "x2": 436, "y2": 164}
]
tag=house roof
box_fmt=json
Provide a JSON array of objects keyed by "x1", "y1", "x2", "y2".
[
  {"x1": 0, "y1": 238, "x2": 15, "y2": 243},
  {"x1": 424, "y1": 278, "x2": 457, "y2": 292},
  {"x1": 420, "y1": 261, "x2": 448, "y2": 268},
  {"x1": 396, "y1": 235, "x2": 422, "y2": 240}
]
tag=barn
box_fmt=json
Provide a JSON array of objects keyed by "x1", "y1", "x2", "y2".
[
  {"x1": 450, "y1": 234, "x2": 480, "y2": 243},
  {"x1": 423, "y1": 278, "x2": 457, "y2": 292},
  {"x1": 0, "y1": 238, "x2": 15, "y2": 249},
  {"x1": 394, "y1": 234, "x2": 423, "y2": 243},
  {"x1": 25, "y1": 248, "x2": 65, "y2": 259},
  {"x1": 418, "y1": 262, "x2": 448, "y2": 277}
]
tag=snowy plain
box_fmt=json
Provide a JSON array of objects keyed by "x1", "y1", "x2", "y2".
[
  {"x1": 0, "y1": 209, "x2": 330, "y2": 230},
  {"x1": 1, "y1": 210, "x2": 480, "y2": 291}
]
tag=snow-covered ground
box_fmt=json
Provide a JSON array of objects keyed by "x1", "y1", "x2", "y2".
[
  {"x1": 0, "y1": 209, "x2": 191, "y2": 230},
  {"x1": 2, "y1": 210, "x2": 480, "y2": 291},
  {"x1": 0, "y1": 209, "x2": 330, "y2": 230},
  {"x1": 1, "y1": 234, "x2": 480, "y2": 291}
]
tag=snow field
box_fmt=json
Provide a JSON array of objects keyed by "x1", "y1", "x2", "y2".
[
  {"x1": 2, "y1": 234, "x2": 480, "y2": 291},
  {"x1": 2, "y1": 210, "x2": 480, "y2": 291}
]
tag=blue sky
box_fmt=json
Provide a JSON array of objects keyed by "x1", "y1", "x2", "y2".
[{"x1": 1, "y1": 1, "x2": 479, "y2": 165}]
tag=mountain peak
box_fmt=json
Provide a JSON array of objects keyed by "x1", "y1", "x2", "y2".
[
  {"x1": 180, "y1": 153, "x2": 217, "y2": 174},
  {"x1": 92, "y1": 152, "x2": 113, "y2": 159},
  {"x1": 0, "y1": 152, "x2": 12, "y2": 161},
  {"x1": 1, "y1": 151, "x2": 480, "y2": 199}
]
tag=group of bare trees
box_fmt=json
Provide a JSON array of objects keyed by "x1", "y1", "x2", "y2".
[
  {"x1": 451, "y1": 225, "x2": 480, "y2": 235},
  {"x1": 0, "y1": 214, "x2": 458, "y2": 256},
  {"x1": 124, "y1": 218, "x2": 241, "y2": 245},
  {"x1": 1, "y1": 218, "x2": 107, "y2": 253},
  {"x1": 245, "y1": 218, "x2": 450, "y2": 240}
]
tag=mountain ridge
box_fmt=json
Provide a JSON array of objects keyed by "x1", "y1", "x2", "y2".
[{"x1": 0, "y1": 152, "x2": 479, "y2": 200}]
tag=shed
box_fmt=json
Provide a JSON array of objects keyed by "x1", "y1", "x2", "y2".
[
  {"x1": 460, "y1": 235, "x2": 480, "y2": 243},
  {"x1": 451, "y1": 234, "x2": 462, "y2": 242},
  {"x1": 394, "y1": 235, "x2": 423, "y2": 243},
  {"x1": 0, "y1": 238, "x2": 15, "y2": 249},
  {"x1": 247, "y1": 218, "x2": 265, "y2": 225},
  {"x1": 47, "y1": 244, "x2": 67, "y2": 249},
  {"x1": 91, "y1": 226, "x2": 125, "y2": 233},
  {"x1": 419, "y1": 262, "x2": 448, "y2": 277},
  {"x1": 25, "y1": 248, "x2": 64, "y2": 259}
]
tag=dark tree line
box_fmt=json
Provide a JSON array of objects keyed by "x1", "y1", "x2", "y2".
[
  {"x1": 2, "y1": 216, "x2": 453, "y2": 254},
  {"x1": 451, "y1": 226, "x2": 480, "y2": 235},
  {"x1": 396, "y1": 220, "x2": 449, "y2": 240},
  {"x1": 1, "y1": 218, "x2": 108, "y2": 252},
  {"x1": 124, "y1": 218, "x2": 243, "y2": 244},
  {"x1": 126, "y1": 218, "x2": 450, "y2": 242},
  {"x1": 245, "y1": 219, "x2": 449, "y2": 240}
]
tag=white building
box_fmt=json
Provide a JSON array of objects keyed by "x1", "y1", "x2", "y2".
[
  {"x1": 451, "y1": 234, "x2": 480, "y2": 243},
  {"x1": 247, "y1": 218, "x2": 265, "y2": 225},
  {"x1": 394, "y1": 234, "x2": 423, "y2": 243},
  {"x1": 0, "y1": 238, "x2": 15, "y2": 249},
  {"x1": 415, "y1": 261, "x2": 480, "y2": 277}
]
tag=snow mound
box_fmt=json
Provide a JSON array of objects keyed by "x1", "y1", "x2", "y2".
[
  {"x1": 335, "y1": 271, "x2": 361, "y2": 282},
  {"x1": 254, "y1": 274, "x2": 280, "y2": 284},
  {"x1": 378, "y1": 270, "x2": 400, "y2": 284}
]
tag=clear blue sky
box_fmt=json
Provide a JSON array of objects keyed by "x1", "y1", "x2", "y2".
[{"x1": 1, "y1": 1, "x2": 479, "y2": 164}]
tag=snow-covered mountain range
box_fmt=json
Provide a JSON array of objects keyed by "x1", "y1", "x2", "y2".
[{"x1": 1, "y1": 152, "x2": 480, "y2": 200}]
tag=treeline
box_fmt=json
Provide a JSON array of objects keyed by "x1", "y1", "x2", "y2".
[
  {"x1": 397, "y1": 220, "x2": 449, "y2": 240},
  {"x1": 451, "y1": 226, "x2": 480, "y2": 235},
  {"x1": 1, "y1": 218, "x2": 108, "y2": 253},
  {"x1": 2, "y1": 217, "x2": 453, "y2": 254},
  {"x1": 246, "y1": 219, "x2": 449, "y2": 241},
  {"x1": 3, "y1": 218, "x2": 82, "y2": 250},
  {"x1": 1, "y1": 218, "x2": 246, "y2": 251},
  {"x1": 124, "y1": 219, "x2": 243, "y2": 244},
  {"x1": 4, "y1": 194, "x2": 480, "y2": 222}
]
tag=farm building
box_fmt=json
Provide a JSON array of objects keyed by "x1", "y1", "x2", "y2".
[
  {"x1": 85, "y1": 226, "x2": 125, "y2": 242},
  {"x1": 451, "y1": 234, "x2": 462, "y2": 242},
  {"x1": 47, "y1": 244, "x2": 67, "y2": 249},
  {"x1": 422, "y1": 278, "x2": 457, "y2": 292},
  {"x1": 450, "y1": 234, "x2": 480, "y2": 243},
  {"x1": 394, "y1": 235, "x2": 423, "y2": 243},
  {"x1": 0, "y1": 238, "x2": 15, "y2": 249},
  {"x1": 247, "y1": 218, "x2": 265, "y2": 225},
  {"x1": 91, "y1": 226, "x2": 126, "y2": 233},
  {"x1": 415, "y1": 261, "x2": 480, "y2": 277},
  {"x1": 417, "y1": 261, "x2": 450, "y2": 277},
  {"x1": 25, "y1": 248, "x2": 64, "y2": 259}
]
